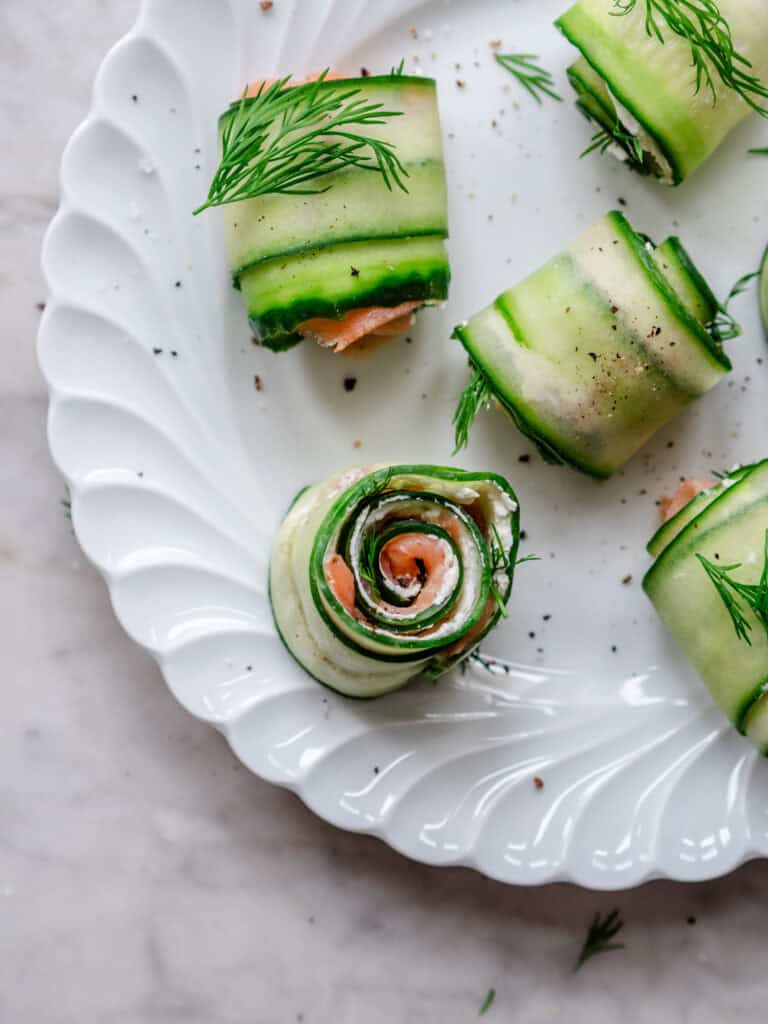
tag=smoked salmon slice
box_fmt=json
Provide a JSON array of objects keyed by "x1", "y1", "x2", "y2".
[
  {"x1": 659, "y1": 478, "x2": 715, "y2": 523},
  {"x1": 299, "y1": 302, "x2": 421, "y2": 352}
]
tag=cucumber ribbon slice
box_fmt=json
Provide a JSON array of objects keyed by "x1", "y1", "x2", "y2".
[
  {"x1": 269, "y1": 465, "x2": 521, "y2": 698},
  {"x1": 644, "y1": 461, "x2": 768, "y2": 754}
]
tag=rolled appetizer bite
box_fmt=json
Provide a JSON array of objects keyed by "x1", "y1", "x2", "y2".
[
  {"x1": 644, "y1": 462, "x2": 768, "y2": 753},
  {"x1": 453, "y1": 211, "x2": 732, "y2": 478},
  {"x1": 556, "y1": 0, "x2": 768, "y2": 185},
  {"x1": 270, "y1": 465, "x2": 521, "y2": 697},
  {"x1": 196, "y1": 70, "x2": 450, "y2": 352}
]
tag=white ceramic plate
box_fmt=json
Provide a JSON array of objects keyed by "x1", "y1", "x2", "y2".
[{"x1": 39, "y1": 0, "x2": 768, "y2": 889}]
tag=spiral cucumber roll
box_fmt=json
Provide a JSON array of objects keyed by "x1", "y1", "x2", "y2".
[
  {"x1": 645, "y1": 462, "x2": 768, "y2": 753},
  {"x1": 556, "y1": 0, "x2": 768, "y2": 185},
  {"x1": 270, "y1": 465, "x2": 521, "y2": 697},
  {"x1": 453, "y1": 211, "x2": 731, "y2": 478}
]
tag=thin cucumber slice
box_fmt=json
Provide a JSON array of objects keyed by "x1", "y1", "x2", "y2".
[
  {"x1": 242, "y1": 235, "x2": 450, "y2": 351},
  {"x1": 644, "y1": 460, "x2": 768, "y2": 745},
  {"x1": 226, "y1": 159, "x2": 448, "y2": 280},
  {"x1": 453, "y1": 211, "x2": 730, "y2": 478},
  {"x1": 269, "y1": 464, "x2": 521, "y2": 698},
  {"x1": 647, "y1": 466, "x2": 755, "y2": 559},
  {"x1": 653, "y1": 238, "x2": 719, "y2": 328}
]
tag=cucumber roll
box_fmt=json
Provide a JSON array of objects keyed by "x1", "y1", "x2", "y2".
[
  {"x1": 644, "y1": 463, "x2": 768, "y2": 753},
  {"x1": 270, "y1": 465, "x2": 521, "y2": 697},
  {"x1": 556, "y1": 0, "x2": 768, "y2": 185},
  {"x1": 198, "y1": 71, "x2": 450, "y2": 352},
  {"x1": 452, "y1": 211, "x2": 731, "y2": 478}
]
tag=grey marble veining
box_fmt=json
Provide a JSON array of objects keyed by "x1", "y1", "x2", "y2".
[{"x1": 2, "y1": 3, "x2": 767, "y2": 1022}]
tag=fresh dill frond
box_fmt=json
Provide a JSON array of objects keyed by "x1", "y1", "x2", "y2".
[
  {"x1": 580, "y1": 121, "x2": 645, "y2": 166},
  {"x1": 749, "y1": 147, "x2": 768, "y2": 155},
  {"x1": 479, "y1": 988, "x2": 496, "y2": 1016},
  {"x1": 487, "y1": 526, "x2": 539, "y2": 618},
  {"x1": 697, "y1": 531, "x2": 768, "y2": 646},
  {"x1": 612, "y1": 0, "x2": 768, "y2": 116},
  {"x1": 707, "y1": 270, "x2": 759, "y2": 342},
  {"x1": 453, "y1": 367, "x2": 495, "y2": 453},
  {"x1": 195, "y1": 71, "x2": 409, "y2": 213},
  {"x1": 514, "y1": 554, "x2": 542, "y2": 568},
  {"x1": 488, "y1": 525, "x2": 512, "y2": 618},
  {"x1": 574, "y1": 909, "x2": 626, "y2": 971},
  {"x1": 494, "y1": 53, "x2": 562, "y2": 104},
  {"x1": 390, "y1": 58, "x2": 406, "y2": 76},
  {"x1": 357, "y1": 531, "x2": 378, "y2": 586}
]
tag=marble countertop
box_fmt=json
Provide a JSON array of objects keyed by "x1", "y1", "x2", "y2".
[{"x1": 3, "y1": 3, "x2": 767, "y2": 1021}]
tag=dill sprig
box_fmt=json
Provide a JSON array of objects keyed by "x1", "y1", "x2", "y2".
[
  {"x1": 697, "y1": 531, "x2": 768, "y2": 646},
  {"x1": 707, "y1": 270, "x2": 758, "y2": 342},
  {"x1": 612, "y1": 0, "x2": 768, "y2": 116},
  {"x1": 749, "y1": 147, "x2": 768, "y2": 155},
  {"x1": 479, "y1": 988, "x2": 496, "y2": 1016},
  {"x1": 574, "y1": 909, "x2": 626, "y2": 971},
  {"x1": 195, "y1": 71, "x2": 409, "y2": 214},
  {"x1": 488, "y1": 526, "x2": 539, "y2": 618},
  {"x1": 494, "y1": 53, "x2": 562, "y2": 104},
  {"x1": 489, "y1": 525, "x2": 512, "y2": 618},
  {"x1": 357, "y1": 531, "x2": 378, "y2": 587},
  {"x1": 580, "y1": 121, "x2": 645, "y2": 167},
  {"x1": 453, "y1": 367, "x2": 495, "y2": 453}
]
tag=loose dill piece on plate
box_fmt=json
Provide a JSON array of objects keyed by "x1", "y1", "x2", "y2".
[
  {"x1": 453, "y1": 366, "x2": 495, "y2": 453},
  {"x1": 194, "y1": 70, "x2": 409, "y2": 213},
  {"x1": 494, "y1": 52, "x2": 562, "y2": 104},
  {"x1": 697, "y1": 530, "x2": 768, "y2": 646},
  {"x1": 749, "y1": 147, "x2": 768, "y2": 155},
  {"x1": 574, "y1": 908, "x2": 626, "y2": 971},
  {"x1": 612, "y1": 0, "x2": 768, "y2": 115},
  {"x1": 707, "y1": 270, "x2": 759, "y2": 342},
  {"x1": 479, "y1": 988, "x2": 496, "y2": 1016}
]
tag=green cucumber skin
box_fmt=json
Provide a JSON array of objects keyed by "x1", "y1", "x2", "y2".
[
  {"x1": 611, "y1": 213, "x2": 730, "y2": 374},
  {"x1": 248, "y1": 268, "x2": 449, "y2": 351},
  {"x1": 242, "y1": 234, "x2": 450, "y2": 350},
  {"x1": 222, "y1": 75, "x2": 449, "y2": 293},
  {"x1": 644, "y1": 460, "x2": 768, "y2": 739},
  {"x1": 646, "y1": 466, "x2": 754, "y2": 559},
  {"x1": 453, "y1": 211, "x2": 728, "y2": 478},
  {"x1": 228, "y1": 161, "x2": 448, "y2": 282},
  {"x1": 655, "y1": 238, "x2": 719, "y2": 327},
  {"x1": 453, "y1": 325, "x2": 585, "y2": 474}
]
